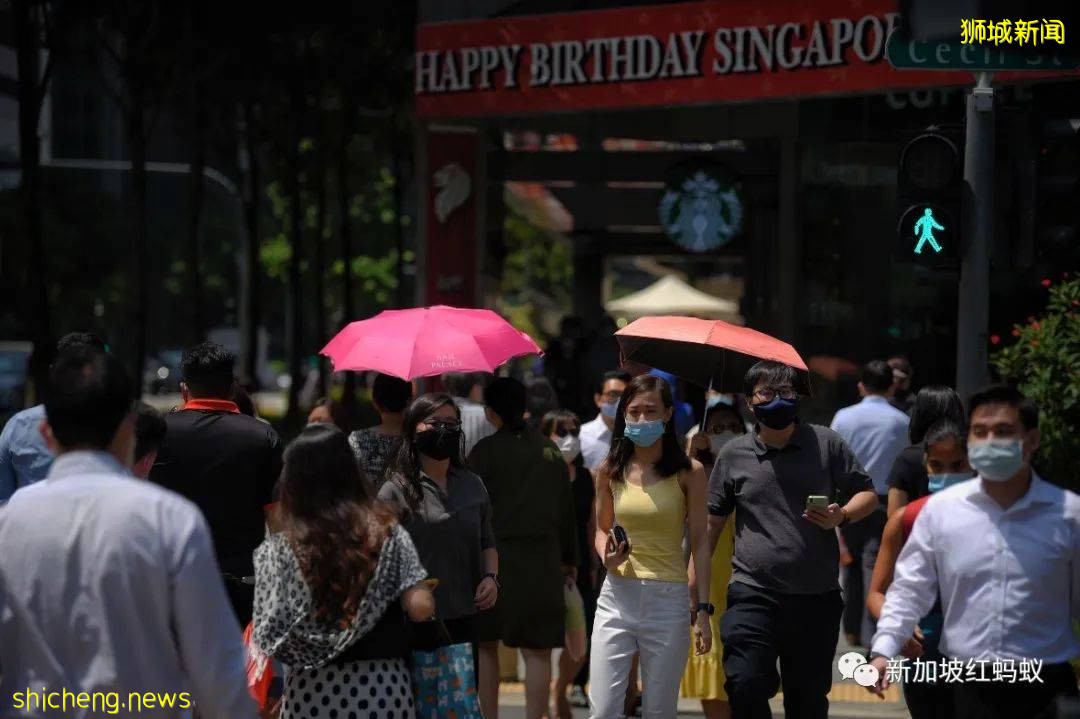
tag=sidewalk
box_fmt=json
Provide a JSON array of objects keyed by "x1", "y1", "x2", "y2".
[
  {"x1": 497, "y1": 633, "x2": 910, "y2": 718},
  {"x1": 498, "y1": 682, "x2": 909, "y2": 717}
]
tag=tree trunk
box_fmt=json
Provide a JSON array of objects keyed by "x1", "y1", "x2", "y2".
[
  {"x1": 129, "y1": 91, "x2": 149, "y2": 390},
  {"x1": 313, "y1": 149, "x2": 328, "y2": 398},
  {"x1": 337, "y1": 93, "x2": 356, "y2": 409},
  {"x1": 285, "y1": 69, "x2": 305, "y2": 425},
  {"x1": 390, "y1": 116, "x2": 406, "y2": 309},
  {"x1": 12, "y1": 0, "x2": 50, "y2": 348},
  {"x1": 239, "y1": 98, "x2": 262, "y2": 388},
  {"x1": 185, "y1": 5, "x2": 206, "y2": 344},
  {"x1": 186, "y1": 78, "x2": 206, "y2": 342}
]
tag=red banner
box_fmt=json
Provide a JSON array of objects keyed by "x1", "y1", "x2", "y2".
[
  {"x1": 424, "y1": 129, "x2": 477, "y2": 307},
  {"x1": 416, "y1": 0, "x2": 1069, "y2": 117}
]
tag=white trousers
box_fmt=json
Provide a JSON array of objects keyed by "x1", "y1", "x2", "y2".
[{"x1": 588, "y1": 574, "x2": 691, "y2": 718}]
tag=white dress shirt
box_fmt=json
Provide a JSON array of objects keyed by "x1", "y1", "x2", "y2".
[
  {"x1": 871, "y1": 472, "x2": 1080, "y2": 663},
  {"x1": 829, "y1": 395, "x2": 909, "y2": 495},
  {"x1": 0, "y1": 451, "x2": 256, "y2": 718},
  {"x1": 454, "y1": 397, "x2": 496, "y2": 457},
  {"x1": 580, "y1": 413, "x2": 613, "y2": 472}
]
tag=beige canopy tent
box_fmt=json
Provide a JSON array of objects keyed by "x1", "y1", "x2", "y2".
[{"x1": 606, "y1": 274, "x2": 742, "y2": 324}]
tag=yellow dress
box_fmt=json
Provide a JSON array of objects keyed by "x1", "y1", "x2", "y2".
[{"x1": 680, "y1": 513, "x2": 735, "y2": 701}]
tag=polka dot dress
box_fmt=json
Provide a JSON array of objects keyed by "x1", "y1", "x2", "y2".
[{"x1": 281, "y1": 658, "x2": 415, "y2": 719}]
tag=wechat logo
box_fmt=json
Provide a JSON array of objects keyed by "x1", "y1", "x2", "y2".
[{"x1": 838, "y1": 651, "x2": 879, "y2": 688}]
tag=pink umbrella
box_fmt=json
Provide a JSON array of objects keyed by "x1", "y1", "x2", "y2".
[{"x1": 321, "y1": 305, "x2": 542, "y2": 381}]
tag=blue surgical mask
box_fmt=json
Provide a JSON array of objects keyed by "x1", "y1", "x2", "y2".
[
  {"x1": 600, "y1": 400, "x2": 619, "y2": 419},
  {"x1": 927, "y1": 472, "x2": 972, "y2": 493},
  {"x1": 969, "y1": 439, "x2": 1025, "y2": 482},
  {"x1": 623, "y1": 419, "x2": 665, "y2": 447}
]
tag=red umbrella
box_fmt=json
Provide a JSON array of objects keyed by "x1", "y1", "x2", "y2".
[{"x1": 615, "y1": 316, "x2": 811, "y2": 394}]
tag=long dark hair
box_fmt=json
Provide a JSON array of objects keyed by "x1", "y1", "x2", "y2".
[
  {"x1": 386, "y1": 393, "x2": 464, "y2": 512},
  {"x1": 908, "y1": 385, "x2": 965, "y2": 444},
  {"x1": 604, "y1": 374, "x2": 691, "y2": 481},
  {"x1": 278, "y1": 423, "x2": 395, "y2": 625}
]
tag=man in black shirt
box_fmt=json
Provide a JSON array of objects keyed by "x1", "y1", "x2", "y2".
[
  {"x1": 150, "y1": 343, "x2": 282, "y2": 624},
  {"x1": 707, "y1": 360, "x2": 878, "y2": 719}
]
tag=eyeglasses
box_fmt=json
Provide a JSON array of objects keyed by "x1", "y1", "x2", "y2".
[
  {"x1": 555, "y1": 426, "x2": 581, "y2": 438},
  {"x1": 599, "y1": 391, "x2": 623, "y2": 401},
  {"x1": 708, "y1": 422, "x2": 744, "y2": 434},
  {"x1": 753, "y1": 386, "x2": 797, "y2": 403},
  {"x1": 423, "y1": 419, "x2": 462, "y2": 432}
]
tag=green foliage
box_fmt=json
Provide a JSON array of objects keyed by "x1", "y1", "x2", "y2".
[
  {"x1": 494, "y1": 209, "x2": 573, "y2": 341},
  {"x1": 992, "y1": 274, "x2": 1080, "y2": 489}
]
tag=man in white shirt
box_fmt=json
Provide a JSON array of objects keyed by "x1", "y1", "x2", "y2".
[
  {"x1": 0, "y1": 346, "x2": 256, "y2": 718},
  {"x1": 867, "y1": 385, "x2": 1080, "y2": 718},
  {"x1": 579, "y1": 370, "x2": 631, "y2": 472},
  {"x1": 445, "y1": 371, "x2": 496, "y2": 456},
  {"x1": 830, "y1": 359, "x2": 910, "y2": 646}
]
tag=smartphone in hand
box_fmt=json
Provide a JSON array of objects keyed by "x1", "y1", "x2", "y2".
[{"x1": 806, "y1": 495, "x2": 830, "y2": 510}]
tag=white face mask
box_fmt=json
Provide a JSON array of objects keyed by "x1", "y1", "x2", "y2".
[
  {"x1": 556, "y1": 434, "x2": 581, "y2": 463},
  {"x1": 709, "y1": 431, "x2": 738, "y2": 455}
]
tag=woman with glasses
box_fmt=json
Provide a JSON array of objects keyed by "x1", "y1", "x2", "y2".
[
  {"x1": 379, "y1": 393, "x2": 499, "y2": 652},
  {"x1": 469, "y1": 378, "x2": 578, "y2": 719},
  {"x1": 590, "y1": 374, "x2": 713, "y2": 719},
  {"x1": 541, "y1": 408, "x2": 597, "y2": 718},
  {"x1": 681, "y1": 401, "x2": 747, "y2": 719}
]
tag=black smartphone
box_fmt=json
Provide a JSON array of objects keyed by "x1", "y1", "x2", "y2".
[{"x1": 612, "y1": 523, "x2": 630, "y2": 550}]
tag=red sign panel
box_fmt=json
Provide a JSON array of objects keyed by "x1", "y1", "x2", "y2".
[
  {"x1": 416, "y1": 0, "x2": 1069, "y2": 117},
  {"x1": 424, "y1": 130, "x2": 477, "y2": 307}
]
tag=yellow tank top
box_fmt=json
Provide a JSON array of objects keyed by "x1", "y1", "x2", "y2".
[{"x1": 611, "y1": 474, "x2": 687, "y2": 584}]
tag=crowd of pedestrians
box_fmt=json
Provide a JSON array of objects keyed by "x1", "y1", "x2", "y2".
[{"x1": 0, "y1": 329, "x2": 1078, "y2": 719}]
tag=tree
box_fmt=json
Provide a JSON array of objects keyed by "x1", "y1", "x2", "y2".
[
  {"x1": 95, "y1": 0, "x2": 179, "y2": 384},
  {"x1": 992, "y1": 274, "x2": 1080, "y2": 490},
  {"x1": 11, "y1": 0, "x2": 56, "y2": 348}
]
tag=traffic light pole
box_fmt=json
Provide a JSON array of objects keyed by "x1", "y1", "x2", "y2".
[{"x1": 956, "y1": 72, "x2": 994, "y2": 403}]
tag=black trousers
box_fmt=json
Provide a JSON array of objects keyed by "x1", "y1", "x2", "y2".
[
  {"x1": 952, "y1": 661, "x2": 1078, "y2": 719},
  {"x1": 721, "y1": 582, "x2": 844, "y2": 719},
  {"x1": 903, "y1": 676, "x2": 954, "y2": 719}
]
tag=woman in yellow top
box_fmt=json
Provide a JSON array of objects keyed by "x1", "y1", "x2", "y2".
[
  {"x1": 590, "y1": 374, "x2": 713, "y2": 719},
  {"x1": 681, "y1": 400, "x2": 747, "y2": 719}
]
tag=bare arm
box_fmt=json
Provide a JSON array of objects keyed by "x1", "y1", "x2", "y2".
[
  {"x1": 887, "y1": 488, "x2": 909, "y2": 517},
  {"x1": 843, "y1": 490, "x2": 880, "y2": 523},
  {"x1": 707, "y1": 513, "x2": 729, "y2": 556},
  {"x1": 594, "y1": 462, "x2": 614, "y2": 560},
  {"x1": 401, "y1": 583, "x2": 436, "y2": 622},
  {"x1": 683, "y1": 460, "x2": 711, "y2": 605},
  {"x1": 867, "y1": 511, "x2": 905, "y2": 620}
]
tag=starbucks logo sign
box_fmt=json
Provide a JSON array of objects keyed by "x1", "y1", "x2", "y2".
[{"x1": 658, "y1": 163, "x2": 743, "y2": 252}]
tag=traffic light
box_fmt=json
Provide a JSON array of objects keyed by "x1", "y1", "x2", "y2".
[
  {"x1": 1034, "y1": 116, "x2": 1080, "y2": 270},
  {"x1": 896, "y1": 127, "x2": 963, "y2": 267}
]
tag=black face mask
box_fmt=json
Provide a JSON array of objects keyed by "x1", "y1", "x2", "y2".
[
  {"x1": 415, "y1": 427, "x2": 461, "y2": 461},
  {"x1": 752, "y1": 397, "x2": 798, "y2": 430}
]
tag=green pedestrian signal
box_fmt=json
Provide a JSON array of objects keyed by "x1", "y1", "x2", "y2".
[
  {"x1": 913, "y1": 207, "x2": 945, "y2": 254},
  {"x1": 898, "y1": 204, "x2": 957, "y2": 267}
]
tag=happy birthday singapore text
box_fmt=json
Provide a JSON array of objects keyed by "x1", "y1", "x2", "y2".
[{"x1": 416, "y1": 13, "x2": 901, "y2": 94}]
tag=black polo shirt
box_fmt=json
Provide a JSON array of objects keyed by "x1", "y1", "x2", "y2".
[
  {"x1": 150, "y1": 406, "x2": 282, "y2": 577},
  {"x1": 708, "y1": 421, "x2": 873, "y2": 595}
]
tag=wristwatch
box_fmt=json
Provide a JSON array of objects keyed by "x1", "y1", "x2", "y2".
[
  {"x1": 696, "y1": 602, "x2": 715, "y2": 616},
  {"x1": 483, "y1": 572, "x2": 500, "y2": 589}
]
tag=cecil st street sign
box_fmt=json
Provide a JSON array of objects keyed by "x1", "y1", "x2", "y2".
[{"x1": 886, "y1": 31, "x2": 1080, "y2": 71}]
